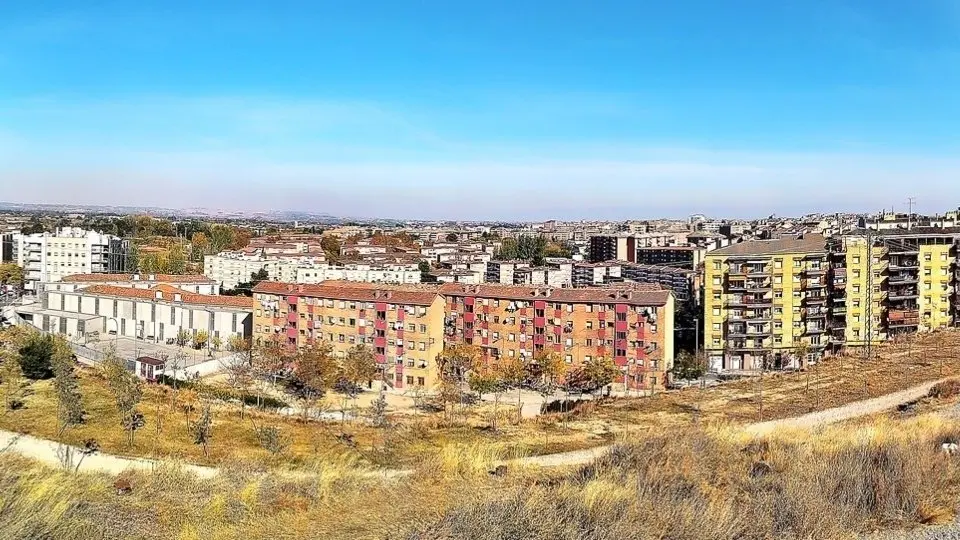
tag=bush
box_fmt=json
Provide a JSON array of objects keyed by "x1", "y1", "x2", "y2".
[
  {"x1": 156, "y1": 376, "x2": 289, "y2": 409},
  {"x1": 928, "y1": 380, "x2": 960, "y2": 399},
  {"x1": 18, "y1": 334, "x2": 54, "y2": 380}
]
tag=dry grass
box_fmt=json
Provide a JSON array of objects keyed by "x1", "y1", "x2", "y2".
[
  {"x1": 2, "y1": 413, "x2": 959, "y2": 539},
  {"x1": 410, "y1": 415, "x2": 960, "y2": 540}
]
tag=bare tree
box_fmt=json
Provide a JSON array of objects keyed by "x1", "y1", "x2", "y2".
[
  {"x1": 220, "y1": 354, "x2": 254, "y2": 419},
  {"x1": 0, "y1": 350, "x2": 25, "y2": 412},
  {"x1": 252, "y1": 336, "x2": 288, "y2": 408},
  {"x1": 294, "y1": 342, "x2": 338, "y2": 419}
]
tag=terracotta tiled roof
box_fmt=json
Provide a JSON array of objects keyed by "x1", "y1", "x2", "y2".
[
  {"x1": 61, "y1": 273, "x2": 215, "y2": 284},
  {"x1": 439, "y1": 283, "x2": 671, "y2": 306},
  {"x1": 252, "y1": 281, "x2": 442, "y2": 306},
  {"x1": 80, "y1": 285, "x2": 253, "y2": 309}
]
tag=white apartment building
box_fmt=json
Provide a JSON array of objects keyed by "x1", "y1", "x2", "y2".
[
  {"x1": 11, "y1": 228, "x2": 131, "y2": 293},
  {"x1": 573, "y1": 262, "x2": 623, "y2": 287},
  {"x1": 485, "y1": 260, "x2": 530, "y2": 284},
  {"x1": 15, "y1": 284, "x2": 252, "y2": 345},
  {"x1": 43, "y1": 273, "x2": 219, "y2": 295},
  {"x1": 205, "y1": 252, "x2": 422, "y2": 289}
]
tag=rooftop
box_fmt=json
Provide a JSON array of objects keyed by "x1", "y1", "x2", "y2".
[
  {"x1": 252, "y1": 281, "x2": 441, "y2": 306},
  {"x1": 439, "y1": 283, "x2": 671, "y2": 306},
  {"x1": 80, "y1": 284, "x2": 253, "y2": 309},
  {"x1": 61, "y1": 273, "x2": 215, "y2": 284},
  {"x1": 708, "y1": 234, "x2": 827, "y2": 257}
]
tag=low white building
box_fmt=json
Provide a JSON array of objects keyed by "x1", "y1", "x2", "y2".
[
  {"x1": 206, "y1": 251, "x2": 422, "y2": 289},
  {"x1": 15, "y1": 284, "x2": 252, "y2": 345},
  {"x1": 43, "y1": 273, "x2": 219, "y2": 295}
]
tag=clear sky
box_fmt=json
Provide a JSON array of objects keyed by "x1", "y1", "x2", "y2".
[{"x1": 1, "y1": 1, "x2": 958, "y2": 220}]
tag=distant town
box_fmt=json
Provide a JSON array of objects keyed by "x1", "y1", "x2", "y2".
[{"x1": 1, "y1": 202, "x2": 956, "y2": 393}]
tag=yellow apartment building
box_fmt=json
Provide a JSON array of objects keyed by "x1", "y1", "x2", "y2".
[{"x1": 703, "y1": 234, "x2": 828, "y2": 372}]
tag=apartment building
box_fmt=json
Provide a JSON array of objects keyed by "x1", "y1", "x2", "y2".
[
  {"x1": 10, "y1": 228, "x2": 131, "y2": 293},
  {"x1": 512, "y1": 266, "x2": 571, "y2": 288},
  {"x1": 485, "y1": 260, "x2": 530, "y2": 284},
  {"x1": 45, "y1": 273, "x2": 219, "y2": 295},
  {"x1": 621, "y1": 264, "x2": 698, "y2": 303},
  {"x1": 15, "y1": 284, "x2": 252, "y2": 344},
  {"x1": 830, "y1": 228, "x2": 959, "y2": 347},
  {"x1": 573, "y1": 262, "x2": 622, "y2": 287},
  {"x1": 703, "y1": 234, "x2": 828, "y2": 372},
  {"x1": 252, "y1": 281, "x2": 447, "y2": 390},
  {"x1": 589, "y1": 235, "x2": 636, "y2": 263},
  {"x1": 635, "y1": 246, "x2": 704, "y2": 270},
  {"x1": 205, "y1": 251, "x2": 422, "y2": 289},
  {"x1": 441, "y1": 284, "x2": 675, "y2": 392}
]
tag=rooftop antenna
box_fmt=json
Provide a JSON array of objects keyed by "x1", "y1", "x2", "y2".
[{"x1": 907, "y1": 197, "x2": 916, "y2": 230}]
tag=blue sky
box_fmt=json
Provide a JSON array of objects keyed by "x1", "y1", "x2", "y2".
[{"x1": 1, "y1": 1, "x2": 959, "y2": 220}]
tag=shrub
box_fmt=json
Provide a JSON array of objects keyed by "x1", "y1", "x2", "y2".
[
  {"x1": 18, "y1": 334, "x2": 54, "y2": 380},
  {"x1": 928, "y1": 380, "x2": 960, "y2": 399}
]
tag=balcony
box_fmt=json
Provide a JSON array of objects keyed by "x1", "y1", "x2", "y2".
[
  {"x1": 803, "y1": 280, "x2": 827, "y2": 289},
  {"x1": 804, "y1": 266, "x2": 826, "y2": 276},
  {"x1": 805, "y1": 325, "x2": 826, "y2": 334},
  {"x1": 803, "y1": 294, "x2": 827, "y2": 304},
  {"x1": 832, "y1": 306, "x2": 847, "y2": 316},
  {"x1": 805, "y1": 308, "x2": 827, "y2": 318},
  {"x1": 888, "y1": 309, "x2": 920, "y2": 328},
  {"x1": 888, "y1": 289, "x2": 920, "y2": 301},
  {"x1": 888, "y1": 274, "x2": 919, "y2": 285}
]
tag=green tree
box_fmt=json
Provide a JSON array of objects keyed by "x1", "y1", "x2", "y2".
[
  {"x1": 445, "y1": 232, "x2": 459, "y2": 242},
  {"x1": 564, "y1": 357, "x2": 620, "y2": 398},
  {"x1": 469, "y1": 367, "x2": 507, "y2": 431},
  {"x1": 100, "y1": 347, "x2": 144, "y2": 447},
  {"x1": 18, "y1": 333, "x2": 55, "y2": 380},
  {"x1": 320, "y1": 235, "x2": 342, "y2": 262},
  {"x1": 0, "y1": 350, "x2": 25, "y2": 411},
  {"x1": 51, "y1": 337, "x2": 85, "y2": 436},
  {"x1": 0, "y1": 263, "x2": 25, "y2": 288},
  {"x1": 670, "y1": 351, "x2": 707, "y2": 381},
  {"x1": 294, "y1": 342, "x2": 338, "y2": 418},
  {"x1": 193, "y1": 330, "x2": 209, "y2": 350}
]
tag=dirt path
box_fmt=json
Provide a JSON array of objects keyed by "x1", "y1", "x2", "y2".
[
  {"x1": 513, "y1": 377, "x2": 954, "y2": 469},
  {"x1": 1, "y1": 377, "x2": 952, "y2": 477}
]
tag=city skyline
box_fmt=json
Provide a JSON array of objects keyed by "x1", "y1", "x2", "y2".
[{"x1": 2, "y1": 1, "x2": 959, "y2": 219}]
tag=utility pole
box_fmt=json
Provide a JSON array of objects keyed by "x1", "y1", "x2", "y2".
[{"x1": 907, "y1": 197, "x2": 916, "y2": 230}]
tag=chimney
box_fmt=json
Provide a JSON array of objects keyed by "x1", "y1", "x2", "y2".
[
  {"x1": 297, "y1": 285, "x2": 304, "y2": 293},
  {"x1": 148, "y1": 274, "x2": 156, "y2": 281},
  {"x1": 132, "y1": 274, "x2": 140, "y2": 281},
  {"x1": 155, "y1": 291, "x2": 163, "y2": 300},
  {"x1": 174, "y1": 293, "x2": 182, "y2": 302}
]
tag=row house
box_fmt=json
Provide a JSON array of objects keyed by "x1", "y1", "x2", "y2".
[
  {"x1": 15, "y1": 284, "x2": 252, "y2": 344},
  {"x1": 440, "y1": 284, "x2": 675, "y2": 393},
  {"x1": 252, "y1": 281, "x2": 446, "y2": 390},
  {"x1": 45, "y1": 273, "x2": 219, "y2": 295}
]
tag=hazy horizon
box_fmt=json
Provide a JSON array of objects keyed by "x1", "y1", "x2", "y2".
[{"x1": 2, "y1": 1, "x2": 958, "y2": 220}]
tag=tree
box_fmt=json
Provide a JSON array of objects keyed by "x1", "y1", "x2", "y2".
[
  {"x1": 220, "y1": 354, "x2": 254, "y2": 419},
  {"x1": 294, "y1": 342, "x2": 338, "y2": 418},
  {"x1": 252, "y1": 337, "x2": 288, "y2": 407},
  {"x1": 18, "y1": 333, "x2": 55, "y2": 380},
  {"x1": 193, "y1": 330, "x2": 209, "y2": 351},
  {"x1": 0, "y1": 350, "x2": 25, "y2": 411},
  {"x1": 497, "y1": 355, "x2": 530, "y2": 423},
  {"x1": 445, "y1": 232, "x2": 459, "y2": 242},
  {"x1": 437, "y1": 344, "x2": 482, "y2": 417},
  {"x1": 564, "y1": 357, "x2": 619, "y2": 398},
  {"x1": 175, "y1": 329, "x2": 191, "y2": 347},
  {"x1": 320, "y1": 235, "x2": 342, "y2": 262},
  {"x1": 338, "y1": 344, "x2": 378, "y2": 420},
  {"x1": 469, "y1": 367, "x2": 507, "y2": 431},
  {"x1": 670, "y1": 351, "x2": 707, "y2": 382},
  {"x1": 254, "y1": 423, "x2": 291, "y2": 457},
  {"x1": 190, "y1": 404, "x2": 213, "y2": 457},
  {"x1": 190, "y1": 232, "x2": 210, "y2": 261},
  {"x1": 51, "y1": 337, "x2": 84, "y2": 436},
  {"x1": 210, "y1": 335, "x2": 223, "y2": 352},
  {"x1": 0, "y1": 263, "x2": 24, "y2": 289},
  {"x1": 418, "y1": 260, "x2": 432, "y2": 279},
  {"x1": 100, "y1": 347, "x2": 144, "y2": 447}
]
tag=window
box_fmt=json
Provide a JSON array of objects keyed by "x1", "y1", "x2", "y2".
[
  {"x1": 586, "y1": 320, "x2": 593, "y2": 330},
  {"x1": 853, "y1": 256, "x2": 861, "y2": 264},
  {"x1": 713, "y1": 261, "x2": 722, "y2": 270},
  {"x1": 712, "y1": 338, "x2": 721, "y2": 347},
  {"x1": 713, "y1": 308, "x2": 721, "y2": 316},
  {"x1": 712, "y1": 323, "x2": 721, "y2": 331},
  {"x1": 508, "y1": 349, "x2": 515, "y2": 357},
  {"x1": 713, "y1": 277, "x2": 722, "y2": 285},
  {"x1": 508, "y1": 333, "x2": 516, "y2": 342},
  {"x1": 793, "y1": 260, "x2": 801, "y2": 268},
  {"x1": 585, "y1": 355, "x2": 593, "y2": 363},
  {"x1": 774, "y1": 259, "x2": 783, "y2": 269},
  {"x1": 924, "y1": 253, "x2": 932, "y2": 262},
  {"x1": 565, "y1": 355, "x2": 573, "y2": 363},
  {"x1": 417, "y1": 377, "x2": 425, "y2": 386}
]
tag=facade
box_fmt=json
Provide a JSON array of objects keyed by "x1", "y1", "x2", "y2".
[
  {"x1": 830, "y1": 229, "x2": 959, "y2": 348},
  {"x1": 441, "y1": 283, "x2": 675, "y2": 393},
  {"x1": 573, "y1": 262, "x2": 623, "y2": 287},
  {"x1": 485, "y1": 260, "x2": 530, "y2": 284},
  {"x1": 205, "y1": 251, "x2": 421, "y2": 289},
  {"x1": 15, "y1": 284, "x2": 252, "y2": 344},
  {"x1": 635, "y1": 246, "x2": 702, "y2": 269},
  {"x1": 252, "y1": 280, "x2": 677, "y2": 393},
  {"x1": 622, "y1": 264, "x2": 698, "y2": 303},
  {"x1": 12, "y1": 228, "x2": 131, "y2": 293},
  {"x1": 589, "y1": 235, "x2": 636, "y2": 263},
  {"x1": 703, "y1": 234, "x2": 828, "y2": 372},
  {"x1": 252, "y1": 281, "x2": 447, "y2": 390},
  {"x1": 46, "y1": 273, "x2": 219, "y2": 295}
]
